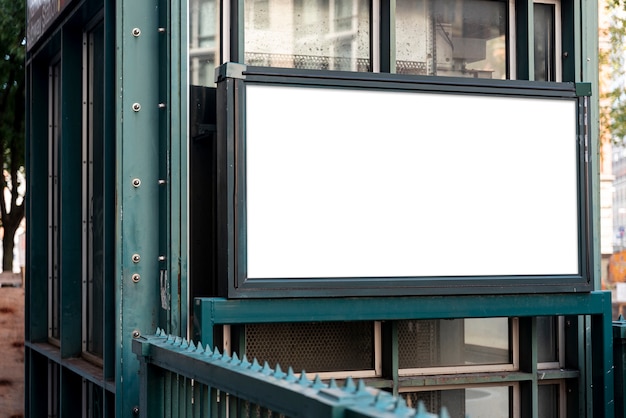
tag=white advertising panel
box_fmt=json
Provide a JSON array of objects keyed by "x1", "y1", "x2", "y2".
[{"x1": 245, "y1": 84, "x2": 579, "y2": 279}]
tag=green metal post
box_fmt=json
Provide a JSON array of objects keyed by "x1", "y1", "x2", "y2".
[
  {"x1": 613, "y1": 316, "x2": 626, "y2": 417},
  {"x1": 116, "y1": 0, "x2": 163, "y2": 414}
]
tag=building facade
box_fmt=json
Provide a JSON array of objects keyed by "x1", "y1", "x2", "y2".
[{"x1": 25, "y1": 0, "x2": 611, "y2": 416}]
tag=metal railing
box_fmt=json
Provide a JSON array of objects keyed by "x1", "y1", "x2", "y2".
[{"x1": 133, "y1": 328, "x2": 451, "y2": 417}]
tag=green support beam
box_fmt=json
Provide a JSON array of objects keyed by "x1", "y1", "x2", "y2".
[{"x1": 116, "y1": 0, "x2": 164, "y2": 414}]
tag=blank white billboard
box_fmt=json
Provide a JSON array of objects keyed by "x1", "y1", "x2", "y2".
[{"x1": 244, "y1": 84, "x2": 579, "y2": 279}]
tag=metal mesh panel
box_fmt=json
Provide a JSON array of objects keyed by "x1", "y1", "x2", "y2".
[
  {"x1": 396, "y1": 60, "x2": 429, "y2": 75},
  {"x1": 397, "y1": 320, "x2": 440, "y2": 369},
  {"x1": 245, "y1": 322, "x2": 374, "y2": 372},
  {"x1": 245, "y1": 52, "x2": 371, "y2": 72}
]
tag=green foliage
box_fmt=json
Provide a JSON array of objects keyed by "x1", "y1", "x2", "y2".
[
  {"x1": 602, "y1": 2, "x2": 626, "y2": 144},
  {"x1": 0, "y1": 0, "x2": 25, "y2": 270}
]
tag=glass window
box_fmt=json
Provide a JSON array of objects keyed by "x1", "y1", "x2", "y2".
[
  {"x1": 48, "y1": 60, "x2": 61, "y2": 344},
  {"x1": 190, "y1": 0, "x2": 219, "y2": 86},
  {"x1": 395, "y1": 0, "x2": 507, "y2": 78},
  {"x1": 537, "y1": 316, "x2": 561, "y2": 365},
  {"x1": 244, "y1": 0, "x2": 370, "y2": 71},
  {"x1": 47, "y1": 360, "x2": 60, "y2": 416},
  {"x1": 403, "y1": 386, "x2": 512, "y2": 418},
  {"x1": 538, "y1": 383, "x2": 560, "y2": 418},
  {"x1": 534, "y1": 1, "x2": 560, "y2": 81},
  {"x1": 398, "y1": 318, "x2": 511, "y2": 370},
  {"x1": 83, "y1": 379, "x2": 105, "y2": 417},
  {"x1": 83, "y1": 21, "x2": 106, "y2": 360}
]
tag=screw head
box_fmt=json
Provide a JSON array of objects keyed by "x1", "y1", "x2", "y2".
[
  {"x1": 132, "y1": 103, "x2": 141, "y2": 112},
  {"x1": 132, "y1": 330, "x2": 141, "y2": 338},
  {"x1": 132, "y1": 178, "x2": 141, "y2": 188},
  {"x1": 131, "y1": 273, "x2": 141, "y2": 283},
  {"x1": 132, "y1": 28, "x2": 141, "y2": 37},
  {"x1": 132, "y1": 406, "x2": 140, "y2": 415},
  {"x1": 132, "y1": 254, "x2": 141, "y2": 263}
]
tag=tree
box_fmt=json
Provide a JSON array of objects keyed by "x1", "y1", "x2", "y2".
[
  {"x1": 601, "y1": 0, "x2": 626, "y2": 146},
  {"x1": 0, "y1": 0, "x2": 25, "y2": 272}
]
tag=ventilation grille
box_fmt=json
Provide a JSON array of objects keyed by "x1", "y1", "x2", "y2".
[
  {"x1": 397, "y1": 320, "x2": 440, "y2": 369},
  {"x1": 245, "y1": 322, "x2": 374, "y2": 373}
]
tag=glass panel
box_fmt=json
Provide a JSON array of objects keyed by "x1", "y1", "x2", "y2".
[
  {"x1": 190, "y1": 0, "x2": 219, "y2": 86},
  {"x1": 404, "y1": 386, "x2": 510, "y2": 417},
  {"x1": 534, "y1": 3, "x2": 555, "y2": 81},
  {"x1": 83, "y1": 379, "x2": 105, "y2": 417},
  {"x1": 244, "y1": 0, "x2": 370, "y2": 71},
  {"x1": 398, "y1": 318, "x2": 510, "y2": 368},
  {"x1": 538, "y1": 384, "x2": 559, "y2": 417},
  {"x1": 85, "y1": 23, "x2": 105, "y2": 358},
  {"x1": 48, "y1": 360, "x2": 60, "y2": 416},
  {"x1": 395, "y1": 0, "x2": 507, "y2": 78},
  {"x1": 537, "y1": 316, "x2": 558, "y2": 363},
  {"x1": 48, "y1": 61, "x2": 61, "y2": 342}
]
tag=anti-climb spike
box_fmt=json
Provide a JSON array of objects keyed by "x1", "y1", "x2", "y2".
[
  {"x1": 261, "y1": 361, "x2": 272, "y2": 376},
  {"x1": 312, "y1": 375, "x2": 326, "y2": 389},
  {"x1": 343, "y1": 377, "x2": 356, "y2": 392},
  {"x1": 273, "y1": 364, "x2": 286, "y2": 379},
  {"x1": 250, "y1": 358, "x2": 262, "y2": 372}
]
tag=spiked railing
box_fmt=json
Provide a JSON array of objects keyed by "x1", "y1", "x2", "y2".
[{"x1": 132, "y1": 328, "x2": 451, "y2": 418}]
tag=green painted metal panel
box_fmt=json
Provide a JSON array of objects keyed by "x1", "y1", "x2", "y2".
[
  {"x1": 196, "y1": 293, "x2": 611, "y2": 327},
  {"x1": 59, "y1": 25, "x2": 85, "y2": 359},
  {"x1": 25, "y1": 55, "x2": 51, "y2": 343},
  {"x1": 581, "y1": 0, "x2": 601, "y2": 292},
  {"x1": 103, "y1": 0, "x2": 116, "y2": 382},
  {"x1": 195, "y1": 292, "x2": 614, "y2": 416},
  {"x1": 116, "y1": 0, "x2": 164, "y2": 414}
]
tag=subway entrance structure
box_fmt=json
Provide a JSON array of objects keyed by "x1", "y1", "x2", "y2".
[{"x1": 25, "y1": 0, "x2": 612, "y2": 416}]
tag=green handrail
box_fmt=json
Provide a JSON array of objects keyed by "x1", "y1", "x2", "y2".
[{"x1": 133, "y1": 328, "x2": 452, "y2": 417}]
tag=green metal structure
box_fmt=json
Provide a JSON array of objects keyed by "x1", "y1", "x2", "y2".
[{"x1": 24, "y1": 0, "x2": 614, "y2": 416}]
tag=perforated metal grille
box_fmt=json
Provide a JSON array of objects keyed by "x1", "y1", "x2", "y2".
[
  {"x1": 397, "y1": 320, "x2": 440, "y2": 368},
  {"x1": 245, "y1": 52, "x2": 371, "y2": 72},
  {"x1": 245, "y1": 322, "x2": 374, "y2": 372}
]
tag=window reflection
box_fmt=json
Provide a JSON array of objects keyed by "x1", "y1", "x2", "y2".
[
  {"x1": 398, "y1": 318, "x2": 510, "y2": 368},
  {"x1": 538, "y1": 384, "x2": 560, "y2": 417},
  {"x1": 537, "y1": 316, "x2": 559, "y2": 364},
  {"x1": 244, "y1": 0, "x2": 370, "y2": 71},
  {"x1": 534, "y1": 2, "x2": 556, "y2": 81},
  {"x1": 190, "y1": 0, "x2": 219, "y2": 86},
  {"x1": 404, "y1": 386, "x2": 511, "y2": 418},
  {"x1": 395, "y1": 0, "x2": 507, "y2": 78}
]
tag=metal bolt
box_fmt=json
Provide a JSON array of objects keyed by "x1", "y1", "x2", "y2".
[
  {"x1": 132, "y1": 254, "x2": 141, "y2": 263},
  {"x1": 158, "y1": 103, "x2": 166, "y2": 109},
  {"x1": 132, "y1": 406, "x2": 140, "y2": 415},
  {"x1": 132, "y1": 273, "x2": 141, "y2": 283},
  {"x1": 158, "y1": 179, "x2": 166, "y2": 185},
  {"x1": 158, "y1": 27, "x2": 166, "y2": 33},
  {"x1": 132, "y1": 178, "x2": 141, "y2": 188},
  {"x1": 132, "y1": 330, "x2": 141, "y2": 338},
  {"x1": 132, "y1": 103, "x2": 141, "y2": 112},
  {"x1": 158, "y1": 255, "x2": 166, "y2": 262},
  {"x1": 132, "y1": 28, "x2": 141, "y2": 37}
]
